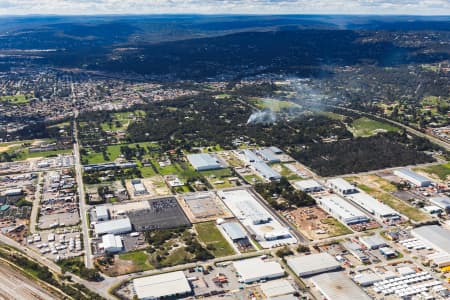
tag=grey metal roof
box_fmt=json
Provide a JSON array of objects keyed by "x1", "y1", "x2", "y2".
[
  {"x1": 253, "y1": 161, "x2": 281, "y2": 180},
  {"x1": 310, "y1": 271, "x2": 371, "y2": 300},
  {"x1": 221, "y1": 222, "x2": 247, "y2": 240},
  {"x1": 257, "y1": 148, "x2": 280, "y2": 162},
  {"x1": 412, "y1": 225, "x2": 450, "y2": 254},
  {"x1": 429, "y1": 196, "x2": 450, "y2": 210},
  {"x1": 187, "y1": 153, "x2": 222, "y2": 170},
  {"x1": 394, "y1": 168, "x2": 432, "y2": 184}
]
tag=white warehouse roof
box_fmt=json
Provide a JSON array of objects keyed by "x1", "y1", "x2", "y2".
[
  {"x1": 100, "y1": 234, "x2": 123, "y2": 253},
  {"x1": 94, "y1": 217, "x2": 132, "y2": 236},
  {"x1": 293, "y1": 179, "x2": 323, "y2": 192},
  {"x1": 393, "y1": 168, "x2": 433, "y2": 187},
  {"x1": 311, "y1": 271, "x2": 371, "y2": 300},
  {"x1": 287, "y1": 253, "x2": 341, "y2": 277},
  {"x1": 429, "y1": 196, "x2": 450, "y2": 210},
  {"x1": 260, "y1": 279, "x2": 296, "y2": 298},
  {"x1": 411, "y1": 225, "x2": 450, "y2": 255},
  {"x1": 316, "y1": 194, "x2": 369, "y2": 225},
  {"x1": 234, "y1": 257, "x2": 284, "y2": 283},
  {"x1": 346, "y1": 190, "x2": 399, "y2": 219},
  {"x1": 133, "y1": 271, "x2": 191, "y2": 300},
  {"x1": 187, "y1": 153, "x2": 222, "y2": 171},
  {"x1": 95, "y1": 205, "x2": 109, "y2": 220},
  {"x1": 327, "y1": 178, "x2": 357, "y2": 194}
]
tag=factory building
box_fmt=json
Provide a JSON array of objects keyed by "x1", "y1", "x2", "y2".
[
  {"x1": 393, "y1": 168, "x2": 433, "y2": 187},
  {"x1": 100, "y1": 234, "x2": 123, "y2": 253},
  {"x1": 94, "y1": 217, "x2": 132, "y2": 236},
  {"x1": 327, "y1": 178, "x2": 358, "y2": 195},
  {"x1": 411, "y1": 225, "x2": 450, "y2": 255},
  {"x1": 133, "y1": 271, "x2": 192, "y2": 300},
  {"x1": 345, "y1": 190, "x2": 400, "y2": 222},
  {"x1": 95, "y1": 205, "x2": 109, "y2": 221},
  {"x1": 256, "y1": 148, "x2": 281, "y2": 163},
  {"x1": 233, "y1": 257, "x2": 285, "y2": 283},
  {"x1": 187, "y1": 153, "x2": 223, "y2": 171},
  {"x1": 360, "y1": 235, "x2": 387, "y2": 250},
  {"x1": 429, "y1": 196, "x2": 450, "y2": 211},
  {"x1": 3, "y1": 188, "x2": 23, "y2": 197},
  {"x1": 343, "y1": 242, "x2": 369, "y2": 263},
  {"x1": 287, "y1": 253, "x2": 341, "y2": 277},
  {"x1": 221, "y1": 222, "x2": 247, "y2": 241},
  {"x1": 132, "y1": 179, "x2": 148, "y2": 196},
  {"x1": 293, "y1": 179, "x2": 323, "y2": 193},
  {"x1": 316, "y1": 194, "x2": 369, "y2": 225},
  {"x1": 310, "y1": 271, "x2": 371, "y2": 300},
  {"x1": 253, "y1": 162, "x2": 281, "y2": 181},
  {"x1": 269, "y1": 146, "x2": 283, "y2": 154},
  {"x1": 260, "y1": 279, "x2": 296, "y2": 299}
]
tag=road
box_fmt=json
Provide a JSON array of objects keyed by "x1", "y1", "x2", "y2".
[
  {"x1": 29, "y1": 172, "x2": 42, "y2": 234},
  {"x1": 72, "y1": 117, "x2": 93, "y2": 268}
]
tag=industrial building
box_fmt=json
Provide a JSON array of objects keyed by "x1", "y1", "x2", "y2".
[
  {"x1": 315, "y1": 194, "x2": 369, "y2": 225},
  {"x1": 360, "y1": 235, "x2": 387, "y2": 250},
  {"x1": 94, "y1": 217, "x2": 132, "y2": 236},
  {"x1": 429, "y1": 196, "x2": 450, "y2": 211},
  {"x1": 393, "y1": 168, "x2": 433, "y2": 187},
  {"x1": 343, "y1": 242, "x2": 369, "y2": 263},
  {"x1": 327, "y1": 178, "x2": 358, "y2": 195},
  {"x1": 345, "y1": 190, "x2": 400, "y2": 222},
  {"x1": 187, "y1": 153, "x2": 223, "y2": 171},
  {"x1": 310, "y1": 271, "x2": 371, "y2": 300},
  {"x1": 240, "y1": 150, "x2": 281, "y2": 181},
  {"x1": 132, "y1": 179, "x2": 148, "y2": 196},
  {"x1": 100, "y1": 234, "x2": 123, "y2": 253},
  {"x1": 287, "y1": 253, "x2": 341, "y2": 277},
  {"x1": 293, "y1": 179, "x2": 323, "y2": 193},
  {"x1": 256, "y1": 148, "x2": 281, "y2": 163},
  {"x1": 218, "y1": 189, "x2": 297, "y2": 248},
  {"x1": 233, "y1": 257, "x2": 285, "y2": 283},
  {"x1": 260, "y1": 279, "x2": 296, "y2": 299},
  {"x1": 3, "y1": 188, "x2": 23, "y2": 197},
  {"x1": 133, "y1": 271, "x2": 192, "y2": 300},
  {"x1": 221, "y1": 222, "x2": 248, "y2": 241},
  {"x1": 95, "y1": 205, "x2": 109, "y2": 221},
  {"x1": 411, "y1": 225, "x2": 450, "y2": 255}
]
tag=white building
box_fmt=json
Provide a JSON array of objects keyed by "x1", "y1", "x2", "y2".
[
  {"x1": 360, "y1": 235, "x2": 387, "y2": 250},
  {"x1": 293, "y1": 179, "x2": 323, "y2": 193},
  {"x1": 133, "y1": 271, "x2": 192, "y2": 300},
  {"x1": 95, "y1": 205, "x2": 109, "y2": 221},
  {"x1": 100, "y1": 234, "x2": 123, "y2": 253},
  {"x1": 287, "y1": 253, "x2": 341, "y2": 277},
  {"x1": 310, "y1": 271, "x2": 371, "y2": 300},
  {"x1": 187, "y1": 153, "x2": 223, "y2": 171},
  {"x1": 429, "y1": 196, "x2": 450, "y2": 211},
  {"x1": 3, "y1": 188, "x2": 23, "y2": 197},
  {"x1": 233, "y1": 257, "x2": 284, "y2": 283},
  {"x1": 345, "y1": 190, "x2": 400, "y2": 222},
  {"x1": 327, "y1": 178, "x2": 358, "y2": 195},
  {"x1": 260, "y1": 279, "x2": 296, "y2": 299},
  {"x1": 393, "y1": 168, "x2": 433, "y2": 187},
  {"x1": 316, "y1": 194, "x2": 369, "y2": 225},
  {"x1": 411, "y1": 225, "x2": 450, "y2": 255},
  {"x1": 94, "y1": 217, "x2": 132, "y2": 236}
]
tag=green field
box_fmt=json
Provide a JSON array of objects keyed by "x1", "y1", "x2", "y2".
[
  {"x1": 101, "y1": 110, "x2": 146, "y2": 132},
  {"x1": 250, "y1": 97, "x2": 301, "y2": 112},
  {"x1": 0, "y1": 94, "x2": 30, "y2": 104},
  {"x1": 118, "y1": 251, "x2": 154, "y2": 271},
  {"x1": 4, "y1": 147, "x2": 72, "y2": 161},
  {"x1": 418, "y1": 163, "x2": 450, "y2": 180},
  {"x1": 321, "y1": 217, "x2": 352, "y2": 236},
  {"x1": 195, "y1": 222, "x2": 235, "y2": 257},
  {"x1": 350, "y1": 117, "x2": 400, "y2": 137},
  {"x1": 82, "y1": 142, "x2": 155, "y2": 164}
]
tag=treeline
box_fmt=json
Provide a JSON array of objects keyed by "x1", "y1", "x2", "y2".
[
  {"x1": 255, "y1": 177, "x2": 316, "y2": 210},
  {"x1": 291, "y1": 132, "x2": 435, "y2": 177}
]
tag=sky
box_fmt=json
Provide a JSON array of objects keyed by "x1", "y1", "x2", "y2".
[{"x1": 0, "y1": 0, "x2": 449, "y2": 15}]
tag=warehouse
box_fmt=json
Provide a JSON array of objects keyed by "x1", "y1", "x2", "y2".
[
  {"x1": 327, "y1": 178, "x2": 357, "y2": 195},
  {"x1": 100, "y1": 234, "x2": 123, "y2": 253},
  {"x1": 95, "y1": 205, "x2": 109, "y2": 221},
  {"x1": 287, "y1": 253, "x2": 341, "y2": 277},
  {"x1": 3, "y1": 188, "x2": 23, "y2": 197},
  {"x1": 360, "y1": 235, "x2": 387, "y2": 250},
  {"x1": 133, "y1": 271, "x2": 192, "y2": 300},
  {"x1": 187, "y1": 153, "x2": 223, "y2": 171},
  {"x1": 253, "y1": 161, "x2": 281, "y2": 181},
  {"x1": 345, "y1": 190, "x2": 400, "y2": 222},
  {"x1": 343, "y1": 242, "x2": 369, "y2": 263},
  {"x1": 256, "y1": 148, "x2": 281, "y2": 163},
  {"x1": 310, "y1": 271, "x2": 371, "y2": 300},
  {"x1": 233, "y1": 257, "x2": 284, "y2": 283},
  {"x1": 393, "y1": 168, "x2": 433, "y2": 187},
  {"x1": 269, "y1": 146, "x2": 283, "y2": 154},
  {"x1": 94, "y1": 217, "x2": 132, "y2": 236},
  {"x1": 429, "y1": 196, "x2": 450, "y2": 211},
  {"x1": 241, "y1": 149, "x2": 262, "y2": 163},
  {"x1": 132, "y1": 179, "x2": 148, "y2": 196},
  {"x1": 221, "y1": 222, "x2": 247, "y2": 241},
  {"x1": 218, "y1": 189, "x2": 297, "y2": 248},
  {"x1": 316, "y1": 194, "x2": 369, "y2": 225},
  {"x1": 411, "y1": 225, "x2": 450, "y2": 255},
  {"x1": 293, "y1": 179, "x2": 323, "y2": 193},
  {"x1": 260, "y1": 279, "x2": 296, "y2": 299}
]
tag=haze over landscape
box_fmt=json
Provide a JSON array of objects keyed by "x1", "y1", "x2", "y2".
[{"x1": 0, "y1": 1, "x2": 448, "y2": 300}]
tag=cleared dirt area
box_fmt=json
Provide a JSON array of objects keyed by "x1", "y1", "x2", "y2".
[{"x1": 0, "y1": 261, "x2": 58, "y2": 300}]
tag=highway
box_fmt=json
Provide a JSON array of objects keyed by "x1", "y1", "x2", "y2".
[{"x1": 73, "y1": 118, "x2": 94, "y2": 268}]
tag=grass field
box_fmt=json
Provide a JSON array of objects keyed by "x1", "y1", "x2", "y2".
[
  {"x1": 358, "y1": 183, "x2": 430, "y2": 222},
  {"x1": 7, "y1": 148, "x2": 72, "y2": 161},
  {"x1": 243, "y1": 174, "x2": 263, "y2": 184},
  {"x1": 118, "y1": 251, "x2": 154, "y2": 271},
  {"x1": 418, "y1": 163, "x2": 450, "y2": 180},
  {"x1": 0, "y1": 94, "x2": 30, "y2": 104},
  {"x1": 321, "y1": 217, "x2": 352, "y2": 236},
  {"x1": 250, "y1": 97, "x2": 301, "y2": 112},
  {"x1": 82, "y1": 142, "x2": 156, "y2": 164},
  {"x1": 195, "y1": 222, "x2": 235, "y2": 257},
  {"x1": 350, "y1": 117, "x2": 400, "y2": 137}
]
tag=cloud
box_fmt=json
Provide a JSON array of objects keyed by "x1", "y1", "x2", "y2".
[{"x1": 0, "y1": 0, "x2": 448, "y2": 15}]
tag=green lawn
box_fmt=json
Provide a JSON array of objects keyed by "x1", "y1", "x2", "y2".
[
  {"x1": 418, "y1": 163, "x2": 450, "y2": 181},
  {"x1": 351, "y1": 117, "x2": 400, "y2": 137},
  {"x1": 0, "y1": 94, "x2": 30, "y2": 104},
  {"x1": 8, "y1": 148, "x2": 72, "y2": 161},
  {"x1": 82, "y1": 142, "x2": 155, "y2": 164},
  {"x1": 118, "y1": 251, "x2": 154, "y2": 271},
  {"x1": 250, "y1": 97, "x2": 301, "y2": 112},
  {"x1": 243, "y1": 174, "x2": 263, "y2": 184},
  {"x1": 195, "y1": 222, "x2": 235, "y2": 257},
  {"x1": 321, "y1": 217, "x2": 352, "y2": 236}
]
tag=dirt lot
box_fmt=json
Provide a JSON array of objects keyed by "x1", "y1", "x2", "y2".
[
  {"x1": 179, "y1": 192, "x2": 233, "y2": 223},
  {"x1": 126, "y1": 175, "x2": 171, "y2": 200}
]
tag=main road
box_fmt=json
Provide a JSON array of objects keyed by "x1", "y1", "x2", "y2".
[{"x1": 72, "y1": 116, "x2": 94, "y2": 269}]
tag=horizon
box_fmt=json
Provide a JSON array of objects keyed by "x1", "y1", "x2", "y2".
[{"x1": 0, "y1": 0, "x2": 448, "y2": 16}]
